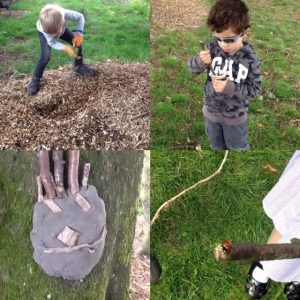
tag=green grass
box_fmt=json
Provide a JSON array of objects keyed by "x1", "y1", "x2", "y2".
[
  {"x1": 0, "y1": 0, "x2": 149, "y2": 75},
  {"x1": 151, "y1": 0, "x2": 300, "y2": 149},
  {"x1": 151, "y1": 150, "x2": 295, "y2": 300},
  {"x1": 0, "y1": 170, "x2": 108, "y2": 300}
]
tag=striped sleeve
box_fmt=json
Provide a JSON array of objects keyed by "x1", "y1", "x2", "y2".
[{"x1": 188, "y1": 55, "x2": 207, "y2": 74}]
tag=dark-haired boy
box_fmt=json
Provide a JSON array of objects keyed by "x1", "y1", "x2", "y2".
[{"x1": 188, "y1": 0, "x2": 261, "y2": 150}]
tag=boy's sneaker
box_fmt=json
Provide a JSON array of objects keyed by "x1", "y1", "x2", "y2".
[
  {"x1": 284, "y1": 282, "x2": 300, "y2": 300},
  {"x1": 245, "y1": 262, "x2": 269, "y2": 299},
  {"x1": 27, "y1": 78, "x2": 40, "y2": 96},
  {"x1": 74, "y1": 64, "x2": 97, "y2": 76}
]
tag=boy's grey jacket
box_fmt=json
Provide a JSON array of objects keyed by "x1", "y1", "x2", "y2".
[{"x1": 188, "y1": 39, "x2": 261, "y2": 123}]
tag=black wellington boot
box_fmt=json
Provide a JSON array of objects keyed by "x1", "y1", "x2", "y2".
[
  {"x1": 27, "y1": 77, "x2": 40, "y2": 96},
  {"x1": 284, "y1": 282, "x2": 300, "y2": 300},
  {"x1": 245, "y1": 262, "x2": 269, "y2": 299},
  {"x1": 74, "y1": 64, "x2": 97, "y2": 76}
]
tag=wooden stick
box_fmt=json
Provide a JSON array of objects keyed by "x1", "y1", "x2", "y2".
[
  {"x1": 68, "y1": 150, "x2": 80, "y2": 194},
  {"x1": 81, "y1": 163, "x2": 90, "y2": 189},
  {"x1": 37, "y1": 150, "x2": 56, "y2": 199},
  {"x1": 215, "y1": 240, "x2": 300, "y2": 262},
  {"x1": 52, "y1": 150, "x2": 66, "y2": 198},
  {"x1": 151, "y1": 151, "x2": 229, "y2": 225}
]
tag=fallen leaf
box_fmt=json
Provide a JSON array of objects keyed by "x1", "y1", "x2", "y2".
[{"x1": 263, "y1": 164, "x2": 278, "y2": 173}]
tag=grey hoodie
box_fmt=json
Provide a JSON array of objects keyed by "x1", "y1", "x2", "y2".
[{"x1": 188, "y1": 39, "x2": 261, "y2": 125}]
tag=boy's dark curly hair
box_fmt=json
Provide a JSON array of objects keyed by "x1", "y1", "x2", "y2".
[{"x1": 207, "y1": 0, "x2": 250, "y2": 34}]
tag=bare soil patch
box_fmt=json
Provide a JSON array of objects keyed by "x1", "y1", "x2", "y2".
[
  {"x1": 0, "y1": 61, "x2": 149, "y2": 150},
  {"x1": 151, "y1": 0, "x2": 208, "y2": 31},
  {"x1": 0, "y1": 8, "x2": 25, "y2": 17}
]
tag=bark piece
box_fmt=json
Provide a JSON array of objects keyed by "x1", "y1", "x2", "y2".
[
  {"x1": 43, "y1": 199, "x2": 62, "y2": 213},
  {"x1": 75, "y1": 193, "x2": 91, "y2": 212},
  {"x1": 215, "y1": 240, "x2": 300, "y2": 262},
  {"x1": 57, "y1": 226, "x2": 80, "y2": 247}
]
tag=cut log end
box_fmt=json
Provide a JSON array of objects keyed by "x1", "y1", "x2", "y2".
[{"x1": 214, "y1": 240, "x2": 232, "y2": 262}]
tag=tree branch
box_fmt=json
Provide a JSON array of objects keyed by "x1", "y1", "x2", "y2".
[{"x1": 215, "y1": 240, "x2": 300, "y2": 262}]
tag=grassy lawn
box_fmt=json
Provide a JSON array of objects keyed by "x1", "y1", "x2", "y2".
[
  {"x1": 0, "y1": 0, "x2": 149, "y2": 76},
  {"x1": 151, "y1": 0, "x2": 300, "y2": 149},
  {"x1": 151, "y1": 150, "x2": 295, "y2": 300}
]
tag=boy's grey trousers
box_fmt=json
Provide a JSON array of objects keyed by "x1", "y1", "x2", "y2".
[{"x1": 204, "y1": 117, "x2": 250, "y2": 150}]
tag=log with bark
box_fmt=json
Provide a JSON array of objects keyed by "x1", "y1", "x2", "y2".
[{"x1": 215, "y1": 240, "x2": 300, "y2": 262}]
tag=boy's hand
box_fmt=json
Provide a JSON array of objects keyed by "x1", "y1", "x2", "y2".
[
  {"x1": 199, "y1": 46, "x2": 212, "y2": 65},
  {"x1": 212, "y1": 76, "x2": 228, "y2": 93},
  {"x1": 73, "y1": 33, "x2": 83, "y2": 47},
  {"x1": 63, "y1": 45, "x2": 75, "y2": 57}
]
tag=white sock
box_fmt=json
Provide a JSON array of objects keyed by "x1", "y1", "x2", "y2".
[{"x1": 252, "y1": 265, "x2": 269, "y2": 283}]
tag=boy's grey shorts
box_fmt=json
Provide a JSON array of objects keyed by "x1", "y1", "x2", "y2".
[{"x1": 204, "y1": 117, "x2": 250, "y2": 150}]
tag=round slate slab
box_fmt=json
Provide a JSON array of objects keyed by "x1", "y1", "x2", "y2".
[{"x1": 30, "y1": 185, "x2": 106, "y2": 280}]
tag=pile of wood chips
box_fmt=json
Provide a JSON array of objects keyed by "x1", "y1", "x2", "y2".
[
  {"x1": 151, "y1": 0, "x2": 208, "y2": 31},
  {"x1": 0, "y1": 61, "x2": 149, "y2": 149}
]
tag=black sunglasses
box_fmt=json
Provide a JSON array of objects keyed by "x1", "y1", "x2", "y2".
[{"x1": 213, "y1": 32, "x2": 243, "y2": 44}]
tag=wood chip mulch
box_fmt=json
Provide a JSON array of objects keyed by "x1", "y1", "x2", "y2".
[
  {"x1": 0, "y1": 61, "x2": 149, "y2": 150},
  {"x1": 151, "y1": 0, "x2": 209, "y2": 31}
]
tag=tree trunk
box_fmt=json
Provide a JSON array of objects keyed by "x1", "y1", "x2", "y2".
[{"x1": 0, "y1": 150, "x2": 144, "y2": 300}]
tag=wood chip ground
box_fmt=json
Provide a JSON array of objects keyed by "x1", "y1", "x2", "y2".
[
  {"x1": 0, "y1": 61, "x2": 149, "y2": 149},
  {"x1": 151, "y1": 0, "x2": 209, "y2": 31}
]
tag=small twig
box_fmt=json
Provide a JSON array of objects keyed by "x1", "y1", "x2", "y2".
[
  {"x1": 130, "y1": 112, "x2": 148, "y2": 121},
  {"x1": 151, "y1": 151, "x2": 229, "y2": 226},
  {"x1": 134, "y1": 140, "x2": 144, "y2": 149}
]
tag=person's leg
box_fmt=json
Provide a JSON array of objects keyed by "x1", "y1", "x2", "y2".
[
  {"x1": 60, "y1": 28, "x2": 96, "y2": 75},
  {"x1": 246, "y1": 228, "x2": 282, "y2": 299},
  {"x1": 267, "y1": 228, "x2": 282, "y2": 244},
  {"x1": 28, "y1": 32, "x2": 51, "y2": 95},
  {"x1": 204, "y1": 117, "x2": 227, "y2": 150},
  {"x1": 223, "y1": 122, "x2": 250, "y2": 150}
]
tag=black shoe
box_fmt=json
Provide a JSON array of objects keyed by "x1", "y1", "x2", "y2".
[
  {"x1": 284, "y1": 282, "x2": 300, "y2": 300},
  {"x1": 245, "y1": 262, "x2": 269, "y2": 299},
  {"x1": 27, "y1": 77, "x2": 40, "y2": 96},
  {"x1": 74, "y1": 64, "x2": 97, "y2": 76}
]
